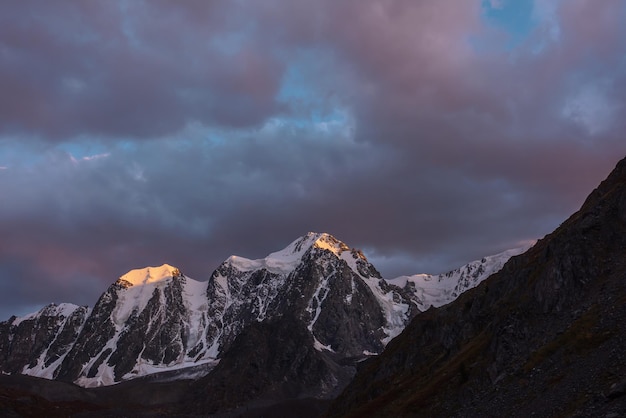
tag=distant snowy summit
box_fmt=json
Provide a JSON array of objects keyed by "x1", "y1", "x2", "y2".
[
  {"x1": 226, "y1": 232, "x2": 353, "y2": 274},
  {"x1": 389, "y1": 242, "x2": 535, "y2": 310},
  {"x1": 0, "y1": 232, "x2": 533, "y2": 389}
]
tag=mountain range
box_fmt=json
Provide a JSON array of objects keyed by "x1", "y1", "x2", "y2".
[
  {"x1": 1, "y1": 156, "x2": 625, "y2": 417},
  {"x1": 0, "y1": 231, "x2": 528, "y2": 414}
]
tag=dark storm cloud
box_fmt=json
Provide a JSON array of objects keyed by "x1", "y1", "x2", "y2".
[
  {"x1": 0, "y1": 1, "x2": 283, "y2": 139},
  {"x1": 1, "y1": 0, "x2": 626, "y2": 319}
]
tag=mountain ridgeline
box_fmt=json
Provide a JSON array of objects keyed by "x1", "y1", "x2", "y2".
[{"x1": 0, "y1": 232, "x2": 528, "y2": 414}]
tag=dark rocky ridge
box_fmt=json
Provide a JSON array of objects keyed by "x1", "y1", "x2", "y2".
[
  {"x1": 54, "y1": 282, "x2": 122, "y2": 382},
  {"x1": 326, "y1": 156, "x2": 626, "y2": 417},
  {"x1": 0, "y1": 304, "x2": 89, "y2": 376},
  {"x1": 182, "y1": 316, "x2": 353, "y2": 415}
]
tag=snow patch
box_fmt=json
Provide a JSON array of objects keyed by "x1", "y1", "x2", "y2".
[
  {"x1": 182, "y1": 277, "x2": 210, "y2": 353},
  {"x1": 122, "y1": 358, "x2": 218, "y2": 383},
  {"x1": 306, "y1": 269, "x2": 335, "y2": 332},
  {"x1": 313, "y1": 337, "x2": 334, "y2": 352}
]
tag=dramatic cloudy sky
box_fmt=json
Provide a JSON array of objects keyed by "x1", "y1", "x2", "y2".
[{"x1": 1, "y1": 0, "x2": 625, "y2": 319}]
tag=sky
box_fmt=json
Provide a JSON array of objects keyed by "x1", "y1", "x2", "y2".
[{"x1": 1, "y1": 0, "x2": 626, "y2": 320}]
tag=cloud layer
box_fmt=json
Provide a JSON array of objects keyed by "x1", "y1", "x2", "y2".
[{"x1": 1, "y1": 0, "x2": 625, "y2": 319}]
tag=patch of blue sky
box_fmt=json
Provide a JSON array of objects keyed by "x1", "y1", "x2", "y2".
[
  {"x1": 481, "y1": 0, "x2": 534, "y2": 46},
  {"x1": 277, "y1": 62, "x2": 315, "y2": 103},
  {"x1": 113, "y1": 140, "x2": 140, "y2": 154},
  {"x1": 471, "y1": 0, "x2": 541, "y2": 53},
  {"x1": 0, "y1": 136, "x2": 49, "y2": 168},
  {"x1": 311, "y1": 108, "x2": 353, "y2": 135},
  {"x1": 272, "y1": 54, "x2": 356, "y2": 141},
  {"x1": 260, "y1": 108, "x2": 354, "y2": 143}
]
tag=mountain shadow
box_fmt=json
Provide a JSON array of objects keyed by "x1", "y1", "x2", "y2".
[{"x1": 326, "y1": 156, "x2": 626, "y2": 417}]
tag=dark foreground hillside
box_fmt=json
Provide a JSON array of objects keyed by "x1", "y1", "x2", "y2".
[
  {"x1": 326, "y1": 157, "x2": 626, "y2": 417},
  {"x1": 0, "y1": 371, "x2": 332, "y2": 417}
]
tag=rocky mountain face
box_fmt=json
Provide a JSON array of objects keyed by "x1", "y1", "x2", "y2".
[
  {"x1": 54, "y1": 265, "x2": 216, "y2": 387},
  {"x1": 0, "y1": 304, "x2": 89, "y2": 379},
  {"x1": 205, "y1": 232, "x2": 421, "y2": 359},
  {"x1": 0, "y1": 265, "x2": 219, "y2": 387},
  {"x1": 327, "y1": 157, "x2": 626, "y2": 417},
  {"x1": 0, "y1": 232, "x2": 528, "y2": 414}
]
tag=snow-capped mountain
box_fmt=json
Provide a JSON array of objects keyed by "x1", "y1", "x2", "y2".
[
  {"x1": 0, "y1": 233, "x2": 530, "y2": 390},
  {"x1": 389, "y1": 243, "x2": 535, "y2": 311},
  {"x1": 53, "y1": 264, "x2": 217, "y2": 387},
  {"x1": 204, "y1": 232, "x2": 418, "y2": 359},
  {"x1": 0, "y1": 303, "x2": 89, "y2": 379}
]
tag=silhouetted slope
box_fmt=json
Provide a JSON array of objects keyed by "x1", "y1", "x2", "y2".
[
  {"x1": 182, "y1": 316, "x2": 351, "y2": 415},
  {"x1": 327, "y1": 156, "x2": 626, "y2": 418}
]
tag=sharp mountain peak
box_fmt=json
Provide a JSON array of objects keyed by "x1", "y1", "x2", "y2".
[{"x1": 224, "y1": 231, "x2": 364, "y2": 275}]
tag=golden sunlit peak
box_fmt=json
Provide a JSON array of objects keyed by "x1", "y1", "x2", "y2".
[{"x1": 118, "y1": 264, "x2": 182, "y2": 286}]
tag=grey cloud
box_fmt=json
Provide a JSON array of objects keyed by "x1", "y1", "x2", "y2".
[
  {"x1": 1, "y1": 0, "x2": 626, "y2": 319},
  {"x1": 0, "y1": 1, "x2": 284, "y2": 139}
]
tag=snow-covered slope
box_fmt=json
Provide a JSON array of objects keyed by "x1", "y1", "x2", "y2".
[{"x1": 389, "y1": 242, "x2": 535, "y2": 311}]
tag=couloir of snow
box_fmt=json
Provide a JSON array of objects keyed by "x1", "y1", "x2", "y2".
[{"x1": 181, "y1": 276, "x2": 211, "y2": 354}]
